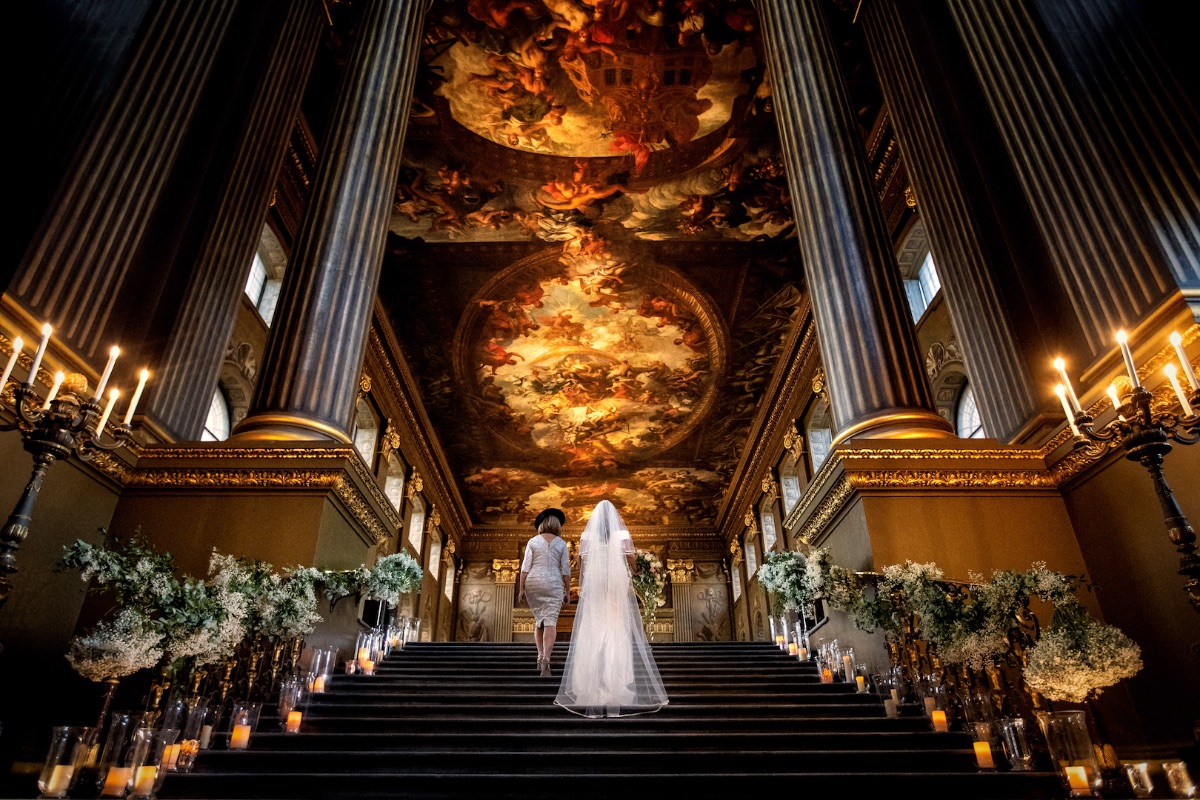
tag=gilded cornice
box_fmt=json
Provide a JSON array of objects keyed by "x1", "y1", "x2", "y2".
[{"x1": 796, "y1": 474, "x2": 854, "y2": 545}]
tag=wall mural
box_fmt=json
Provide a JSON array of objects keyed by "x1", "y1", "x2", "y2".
[{"x1": 381, "y1": 1, "x2": 806, "y2": 529}]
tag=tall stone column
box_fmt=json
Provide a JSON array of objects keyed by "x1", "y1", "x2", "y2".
[
  {"x1": 668, "y1": 560, "x2": 696, "y2": 642},
  {"x1": 147, "y1": 0, "x2": 324, "y2": 440},
  {"x1": 12, "y1": 2, "x2": 239, "y2": 358},
  {"x1": 945, "y1": 0, "x2": 1178, "y2": 353},
  {"x1": 234, "y1": 0, "x2": 427, "y2": 441},
  {"x1": 858, "y1": 0, "x2": 1040, "y2": 441},
  {"x1": 756, "y1": 1, "x2": 953, "y2": 443},
  {"x1": 491, "y1": 559, "x2": 520, "y2": 644}
]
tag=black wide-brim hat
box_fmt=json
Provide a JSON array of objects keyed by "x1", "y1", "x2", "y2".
[{"x1": 533, "y1": 508, "x2": 566, "y2": 529}]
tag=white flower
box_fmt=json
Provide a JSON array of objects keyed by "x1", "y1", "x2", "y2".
[
  {"x1": 1024, "y1": 617, "x2": 1143, "y2": 703},
  {"x1": 67, "y1": 609, "x2": 163, "y2": 682}
]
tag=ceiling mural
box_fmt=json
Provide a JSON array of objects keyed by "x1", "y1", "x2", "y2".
[{"x1": 380, "y1": 0, "x2": 807, "y2": 532}]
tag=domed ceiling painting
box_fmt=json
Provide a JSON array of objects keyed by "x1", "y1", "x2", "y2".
[{"x1": 381, "y1": 0, "x2": 806, "y2": 531}]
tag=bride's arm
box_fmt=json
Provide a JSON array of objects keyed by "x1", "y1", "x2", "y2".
[{"x1": 619, "y1": 530, "x2": 636, "y2": 570}]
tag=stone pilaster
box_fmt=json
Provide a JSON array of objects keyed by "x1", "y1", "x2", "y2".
[
  {"x1": 945, "y1": 0, "x2": 1178, "y2": 353},
  {"x1": 756, "y1": 0, "x2": 953, "y2": 443},
  {"x1": 148, "y1": 0, "x2": 324, "y2": 440},
  {"x1": 13, "y1": 2, "x2": 240, "y2": 357},
  {"x1": 859, "y1": 0, "x2": 1040, "y2": 441},
  {"x1": 491, "y1": 558, "x2": 521, "y2": 644},
  {"x1": 235, "y1": 0, "x2": 427, "y2": 441},
  {"x1": 667, "y1": 560, "x2": 695, "y2": 642}
]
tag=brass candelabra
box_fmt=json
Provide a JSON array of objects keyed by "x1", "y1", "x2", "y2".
[{"x1": 1054, "y1": 329, "x2": 1200, "y2": 612}]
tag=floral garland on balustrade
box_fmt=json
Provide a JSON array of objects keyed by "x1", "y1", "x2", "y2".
[
  {"x1": 755, "y1": 548, "x2": 827, "y2": 618},
  {"x1": 58, "y1": 530, "x2": 422, "y2": 691},
  {"x1": 630, "y1": 550, "x2": 666, "y2": 631}
]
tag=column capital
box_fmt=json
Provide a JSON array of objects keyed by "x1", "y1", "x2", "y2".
[
  {"x1": 492, "y1": 558, "x2": 521, "y2": 584},
  {"x1": 667, "y1": 559, "x2": 695, "y2": 583}
]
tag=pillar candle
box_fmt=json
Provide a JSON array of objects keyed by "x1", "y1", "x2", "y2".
[
  {"x1": 286, "y1": 711, "x2": 302, "y2": 733},
  {"x1": 313, "y1": 675, "x2": 326, "y2": 693},
  {"x1": 94, "y1": 346, "x2": 120, "y2": 400},
  {"x1": 883, "y1": 698, "x2": 899, "y2": 719},
  {"x1": 798, "y1": 647, "x2": 808, "y2": 661},
  {"x1": 931, "y1": 710, "x2": 949, "y2": 731},
  {"x1": 101, "y1": 766, "x2": 132, "y2": 797},
  {"x1": 1115, "y1": 330, "x2": 1141, "y2": 388},
  {"x1": 973, "y1": 741, "x2": 996, "y2": 769},
  {"x1": 855, "y1": 675, "x2": 866, "y2": 692},
  {"x1": 1064, "y1": 766, "x2": 1092, "y2": 794},
  {"x1": 163, "y1": 743, "x2": 181, "y2": 770},
  {"x1": 890, "y1": 688, "x2": 900, "y2": 704},
  {"x1": 27, "y1": 323, "x2": 52, "y2": 383},
  {"x1": 199, "y1": 724, "x2": 213, "y2": 750},
  {"x1": 357, "y1": 647, "x2": 369, "y2": 664},
  {"x1": 44, "y1": 764, "x2": 74, "y2": 795},
  {"x1": 842, "y1": 655, "x2": 852, "y2": 680},
  {"x1": 788, "y1": 642, "x2": 798, "y2": 656},
  {"x1": 1164, "y1": 364, "x2": 1195, "y2": 416},
  {"x1": 775, "y1": 634, "x2": 785, "y2": 649},
  {"x1": 133, "y1": 765, "x2": 157, "y2": 795},
  {"x1": 1169, "y1": 331, "x2": 1199, "y2": 391},
  {"x1": 363, "y1": 659, "x2": 375, "y2": 675},
  {"x1": 0, "y1": 337, "x2": 22, "y2": 388},
  {"x1": 229, "y1": 724, "x2": 251, "y2": 750}
]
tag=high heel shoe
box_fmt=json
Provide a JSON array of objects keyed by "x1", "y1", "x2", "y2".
[{"x1": 539, "y1": 658, "x2": 551, "y2": 677}]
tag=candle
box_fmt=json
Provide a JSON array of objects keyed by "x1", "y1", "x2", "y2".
[
  {"x1": 94, "y1": 346, "x2": 120, "y2": 400},
  {"x1": 798, "y1": 647, "x2": 808, "y2": 661},
  {"x1": 1106, "y1": 383, "x2": 1125, "y2": 419},
  {"x1": 286, "y1": 711, "x2": 302, "y2": 733},
  {"x1": 788, "y1": 642, "x2": 798, "y2": 656},
  {"x1": 95, "y1": 388, "x2": 119, "y2": 434},
  {"x1": 775, "y1": 634, "x2": 785, "y2": 649},
  {"x1": 923, "y1": 696, "x2": 937, "y2": 717},
  {"x1": 842, "y1": 655, "x2": 852, "y2": 679},
  {"x1": 1115, "y1": 330, "x2": 1141, "y2": 388},
  {"x1": 883, "y1": 698, "x2": 899, "y2": 718},
  {"x1": 313, "y1": 675, "x2": 326, "y2": 693},
  {"x1": 229, "y1": 724, "x2": 251, "y2": 750},
  {"x1": 1064, "y1": 765, "x2": 1092, "y2": 794},
  {"x1": 345, "y1": 659, "x2": 357, "y2": 674},
  {"x1": 133, "y1": 765, "x2": 157, "y2": 795},
  {"x1": 820, "y1": 667, "x2": 833, "y2": 683},
  {"x1": 27, "y1": 323, "x2": 52, "y2": 383},
  {"x1": 1056, "y1": 385, "x2": 1082, "y2": 436},
  {"x1": 163, "y1": 743, "x2": 181, "y2": 770},
  {"x1": 43, "y1": 764, "x2": 74, "y2": 795},
  {"x1": 890, "y1": 688, "x2": 900, "y2": 704},
  {"x1": 973, "y1": 741, "x2": 996, "y2": 769},
  {"x1": 0, "y1": 337, "x2": 22, "y2": 388},
  {"x1": 1053, "y1": 358, "x2": 1082, "y2": 412},
  {"x1": 855, "y1": 675, "x2": 866, "y2": 692},
  {"x1": 199, "y1": 724, "x2": 213, "y2": 750},
  {"x1": 357, "y1": 646, "x2": 369, "y2": 664},
  {"x1": 931, "y1": 710, "x2": 949, "y2": 731},
  {"x1": 122, "y1": 369, "x2": 150, "y2": 425},
  {"x1": 1170, "y1": 331, "x2": 1200, "y2": 391},
  {"x1": 42, "y1": 371, "x2": 65, "y2": 409},
  {"x1": 100, "y1": 766, "x2": 132, "y2": 796},
  {"x1": 1165, "y1": 364, "x2": 1195, "y2": 416},
  {"x1": 363, "y1": 659, "x2": 375, "y2": 675}
]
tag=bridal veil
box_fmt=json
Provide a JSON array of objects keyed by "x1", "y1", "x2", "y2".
[{"x1": 555, "y1": 500, "x2": 668, "y2": 718}]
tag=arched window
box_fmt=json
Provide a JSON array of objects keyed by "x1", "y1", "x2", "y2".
[
  {"x1": 244, "y1": 227, "x2": 285, "y2": 326},
  {"x1": 407, "y1": 495, "x2": 426, "y2": 555},
  {"x1": 427, "y1": 534, "x2": 441, "y2": 581},
  {"x1": 956, "y1": 383, "x2": 986, "y2": 438},
  {"x1": 352, "y1": 397, "x2": 379, "y2": 469},
  {"x1": 780, "y1": 464, "x2": 802, "y2": 516},
  {"x1": 904, "y1": 251, "x2": 942, "y2": 322},
  {"x1": 760, "y1": 509, "x2": 777, "y2": 551},
  {"x1": 384, "y1": 454, "x2": 406, "y2": 512},
  {"x1": 201, "y1": 389, "x2": 231, "y2": 441},
  {"x1": 732, "y1": 563, "x2": 742, "y2": 602},
  {"x1": 744, "y1": 535, "x2": 758, "y2": 578}
]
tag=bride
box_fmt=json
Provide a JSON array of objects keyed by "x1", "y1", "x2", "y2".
[{"x1": 555, "y1": 500, "x2": 668, "y2": 718}]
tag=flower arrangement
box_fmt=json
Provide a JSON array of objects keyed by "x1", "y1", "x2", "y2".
[
  {"x1": 1023, "y1": 597, "x2": 1143, "y2": 703},
  {"x1": 362, "y1": 552, "x2": 423, "y2": 608},
  {"x1": 630, "y1": 550, "x2": 666, "y2": 630},
  {"x1": 755, "y1": 548, "x2": 825, "y2": 617},
  {"x1": 65, "y1": 607, "x2": 164, "y2": 682}
]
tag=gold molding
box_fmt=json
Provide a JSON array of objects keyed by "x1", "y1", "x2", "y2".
[
  {"x1": 231, "y1": 412, "x2": 354, "y2": 443},
  {"x1": 797, "y1": 474, "x2": 855, "y2": 544}
]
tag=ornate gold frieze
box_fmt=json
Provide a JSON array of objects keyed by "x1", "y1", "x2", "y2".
[
  {"x1": 492, "y1": 559, "x2": 521, "y2": 584},
  {"x1": 849, "y1": 470, "x2": 1057, "y2": 489},
  {"x1": 667, "y1": 559, "x2": 695, "y2": 583},
  {"x1": 796, "y1": 474, "x2": 854, "y2": 544},
  {"x1": 761, "y1": 476, "x2": 777, "y2": 502},
  {"x1": 333, "y1": 475, "x2": 389, "y2": 544}
]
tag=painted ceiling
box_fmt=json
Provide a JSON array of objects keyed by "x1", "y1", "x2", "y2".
[{"x1": 380, "y1": 0, "x2": 807, "y2": 531}]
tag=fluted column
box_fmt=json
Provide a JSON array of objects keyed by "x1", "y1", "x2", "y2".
[
  {"x1": 859, "y1": 0, "x2": 1039, "y2": 441},
  {"x1": 234, "y1": 0, "x2": 426, "y2": 441},
  {"x1": 147, "y1": 0, "x2": 324, "y2": 440},
  {"x1": 12, "y1": 2, "x2": 239, "y2": 358},
  {"x1": 491, "y1": 559, "x2": 520, "y2": 644},
  {"x1": 756, "y1": 0, "x2": 953, "y2": 443},
  {"x1": 945, "y1": 0, "x2": 1177, "y2": 353},
  {"x1": 668, "y1": 560, "x2": 696, "y2": 642}
]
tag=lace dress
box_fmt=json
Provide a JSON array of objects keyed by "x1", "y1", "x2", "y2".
[{"x1": 520, "y1": 534, "x2": 571, "y2": 628}]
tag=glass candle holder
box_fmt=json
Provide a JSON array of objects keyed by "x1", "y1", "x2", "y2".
[
  {"x1": 278, "y1": 678, "x2": 304, "y2": 732},
  {"x1": 840, "y1": 647, "x2": 856, "y2": 683},
  {"x1": 854, "y1": 664, "x2": 871, "y2": 694},
  {"x1": 1164, "y1": 760, "x2": 1197, "y2": 798},
  {"x1": 406, "y1": 617, "x2": 421, "y2": 642},
  {"x1": 874, "y1": 672, "x2": 900, "y2": 718},
  {"x1": 126, "y1": 727, "x2": 178, "y2": 800},
  {"x1": 923, "y1": 684, "x2": 950, "y2": 731},
  {"x1": 997, "y1": 717, "x2": 1035, "y2": 772},
  {"x1": 1036, "y1": 710, "x2": 1103, "y2": 797},
  {"x1": 37, "y1": 725, "x2": 93, "y2": 798},
  {"x1": 1122, "y1": 761, "x2": 1154, "y2": 798},
  {"x1": 96, "y1": 712, "x2": 146, "y2": 797},
  {"x1": 173, "y1": 696, "x2": 208, "y2": 773},
  {"x1": 971, "y1": 722, "x2": 999, "y2": 771},
  {"x1": 227, "y1": 706, "x2": 253, "y2": 751}
]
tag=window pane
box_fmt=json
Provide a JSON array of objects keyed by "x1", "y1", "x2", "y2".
[
  {"x1": 761, "y1": 511, "x2": 777, "y2": 551},
  {"x1": 384, "y1": 454, "x2": 405, "y2": 512},
  {"x1": 352, "y1": 399, "x2": 378, "y2": 467},
  {"x1": 781, "y1": 473, "x2": 801, "y2": 514},
  {"x1": 732, "y1": 565, "x2": 742, "y2": 602},
  {"x1": 956, "y1": 384, "x2": 985, "y2": 438},
  {"x1": 919, "y1": 252, "x2": 941, "y2": 301},
  {"x1": 443, "y1": 570, "x2": 454, "y2": 601},
  {"x1": 201, "y1": 390, "x2": 230, "y2": 441},
  {"x1": 408, "y1": 497, "x2": 425, "y2": 554},
  {"x1": 257, "y1": 279, "x2": 281, "y2": 326},
  {"x1": 244, "y1": 252, "x2": 267, "y2": 306},
  {"x1": 427, "y1": 536, "x2": 441, "y2": 581},
  {"x1": 808, "y1": 427, "x2": 833, "y2": 472},
  {"x1": 745, "y1": 540, "x2": 757, "y2": 577}
]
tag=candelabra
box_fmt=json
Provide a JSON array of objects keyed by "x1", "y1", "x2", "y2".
[
  {"x1": 0, "y1": 324, "x2": 149, "y2": 609},
  {"x1": 1054, "y1": 330, "x2": 1200, "y2": 613}
]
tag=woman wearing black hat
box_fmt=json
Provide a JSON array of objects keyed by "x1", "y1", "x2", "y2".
[{"x1": 518, "y1": 508, "x2": 571, "y2": 676}]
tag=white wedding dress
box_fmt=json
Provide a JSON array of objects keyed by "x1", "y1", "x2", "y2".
[{"x1": 555, "y1": 500, "x2": 668, "y2": 718}]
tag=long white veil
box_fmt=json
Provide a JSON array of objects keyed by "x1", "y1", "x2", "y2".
[{"x1": 555, "y1": 500, "x2": 668, "y2": 718}]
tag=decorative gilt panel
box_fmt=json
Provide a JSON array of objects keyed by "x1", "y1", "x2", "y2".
[
  {"x1": 666, "y1": 559, "x2": 695, "y2": 583},
  {"x1": 491, "y1": 558, "x2": 521, "y2": 584}
]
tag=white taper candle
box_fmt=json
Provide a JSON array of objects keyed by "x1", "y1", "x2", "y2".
[
  {"x1": 94, "y1": 346, "x2": 120, "y2": 400},
  {"x1": 96, "y1": 388, "x2": 119, "y2": 434},
  {"x1": 1106, "y1": 383, "x2": 1125, "y2": 419},
  {"x1": 27, "y1": 323, "x2": 52, "y2": 384},
  {"x1": 122, "y1": 369, "x2": 150, "y2": 425},
  {"x1": 43, "y1": 371, "x2": 65, "y2": 409},
  {"x1": 1115, "y1": 330, "x2": 1141, "y2": 388},
  {"x1": 1164, "y1": 364, "x2": 1195, "y2": 417},
  {"x1": 0, "y1": 337, "x2": 22, "y2": 388},
  {"x1": 1052, "y1": 358, "x2": 1081, "y2": 413},
  {"x1": 1169, "y1": 331, "x2": 1199, "y2": 392},
  {"x1": 1055, "y1": 384, "x2": 1081, "y2": 436}
]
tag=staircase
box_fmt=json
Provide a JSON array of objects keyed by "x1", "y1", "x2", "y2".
[{"x1": 158, "y1": 641, "x2": 1068, "y2": 799}]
